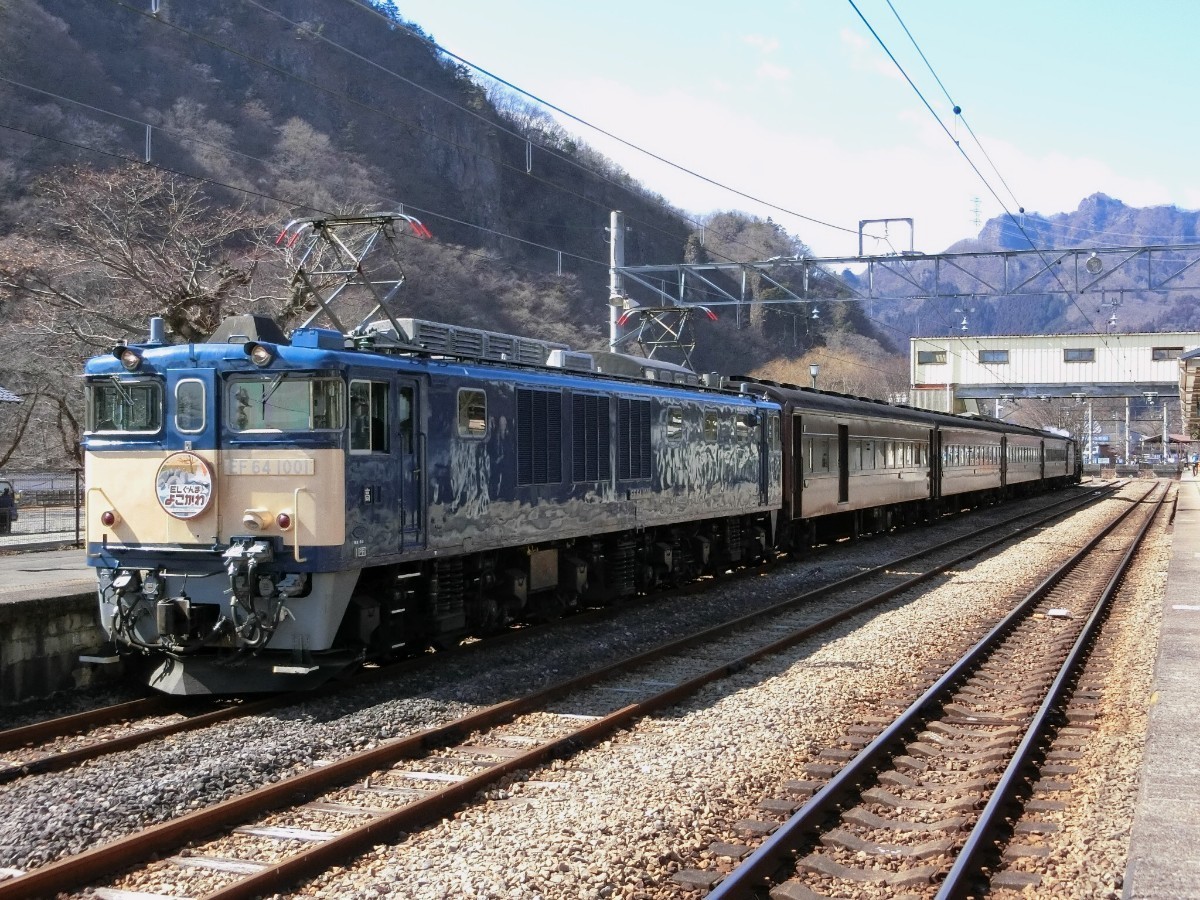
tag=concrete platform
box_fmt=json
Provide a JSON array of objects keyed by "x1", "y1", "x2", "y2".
[
  {"x1": 0, "y1": 547, "x2": 112, "y2": 704},
  {"x1": 1124, "y1": 474, "x2": 1200, "y2": 898},
  {"x1": 0, "y1": 547, "x2": 92, "y2": 604}
]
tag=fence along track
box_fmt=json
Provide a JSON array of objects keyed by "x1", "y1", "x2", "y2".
[
  {"x1": 700, "y1": 481, "x2": 1164, "y2": 900},
  {"x1": 0, "y1": 485, "x2": 1116, "y2": 899}
]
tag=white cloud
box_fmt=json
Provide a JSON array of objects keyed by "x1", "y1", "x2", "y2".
[
  {"x1": 839, "y1": 26, "x2": 903, "y2": 82},
  {"x1": 756, "y1": 61, "x2": 793, "y2": 82},
  {"x1": 742, "y1": 34, "x2": 781, "y2": 55},
  {"x1": 549, "y1": 76, "x2": 1176, "y2": 258}
]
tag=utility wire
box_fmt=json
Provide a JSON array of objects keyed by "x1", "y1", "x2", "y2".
[
  {"x1": 111, "y1": 0, "x2": 846, "y2": 289},
  {"x1": 0, "y1": 121, "x2": 610, "y2": 287},
  {"x1": 884, "y1": 0, "x2": 1023, "y2": 213},
  {"x1": 107, "y1": 0, "x2": 793, "y2": 275},
  {"x1": 0, "y1": 76, "x2": 277, "y2": 169},
  {"x1": 845, "y1": 0, "x2": 1101, "y2": 345},
  {"x1": 344, "y1": 0, "x2": 871, "y2": 239},
  {"x1": 239, "y1": 0, "x2": 834, "y2": 273}
]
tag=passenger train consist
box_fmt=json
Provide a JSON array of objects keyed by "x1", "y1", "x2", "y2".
[{"x1": 83, "y1": 314, "x2": 1079, "y2": 694}]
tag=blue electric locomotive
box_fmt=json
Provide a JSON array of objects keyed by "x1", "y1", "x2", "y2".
[{"x1": 84, "y1": 315, "x2": 781, "y2": 693}]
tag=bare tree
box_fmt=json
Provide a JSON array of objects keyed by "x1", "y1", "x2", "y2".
[
  {"x1": 0, "y1": 164, "x2": 275, "y2": 346},
  {"x1": 0, "y1": 164, "x2": 284, "y2": 464}
]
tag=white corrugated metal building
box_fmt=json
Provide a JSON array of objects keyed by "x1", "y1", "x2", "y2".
[{"x1": 910, "y1": 332, "x2": 1200, "y2": 413}]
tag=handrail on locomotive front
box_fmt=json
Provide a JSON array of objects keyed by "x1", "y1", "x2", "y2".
[{"x1": 292, "y1": 487, "x2": 312, "y2": 564}]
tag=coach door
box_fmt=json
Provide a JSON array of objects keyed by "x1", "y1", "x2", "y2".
[
  {"x1": 790, "y1": 412, "x2": 804, "y2": 518},
  {"x1": 930, "y1": 428, "x2": 942, "y2": 499},
  {"x1": 838, "y1": 424, "x2": 849, "y2": 503}
]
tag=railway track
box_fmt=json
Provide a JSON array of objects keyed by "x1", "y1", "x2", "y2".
[
  {"x1": 692, "y1": 480, "x2": 1165, "y2": 899},
  {"x1": 0, "y1": 484, "x2": 1122, "y2": 899},
  {"x1": 0, "y1": 487, "x2": 1113, "y2": 788}
]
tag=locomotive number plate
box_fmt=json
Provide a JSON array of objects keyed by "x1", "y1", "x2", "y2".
[{"x1": 224, "y1": 458, "x2": 315, "y2": 476}]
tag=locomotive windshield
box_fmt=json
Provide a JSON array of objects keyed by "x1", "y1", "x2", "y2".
[
  {"x1": 87, "y1": 379, "x2": 163, "y2": 433},
  {"x1": 226, "y1": 375, "x2": 345, "y2": 432}
]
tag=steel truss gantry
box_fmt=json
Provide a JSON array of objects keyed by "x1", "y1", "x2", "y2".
[
  {"x1": 610, "y1": 242, "x2": 1200, "y2": 362},
  {"x1": 617, "y1": 243, "x2": 1200, "y2": 308}
]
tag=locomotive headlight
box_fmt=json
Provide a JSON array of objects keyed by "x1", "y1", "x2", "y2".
[
  {"x1": 100, "y1": 509, "x2": 121, "y2": 527},
  {"x1": 113, "y1": 346, "x2": 143, "y2": 371},
  {"x1": 244, "y1": 342, "x2": 276, "y2": 367},
  {"x1": 241, "y1": 509, "x2": 268, "y2": 530}
]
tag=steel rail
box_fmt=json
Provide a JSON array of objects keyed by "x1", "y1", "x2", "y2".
[
  {"x1": 0, "y1": 697, "x2": 168, "y2": 752},
  {"x1": 706, "y1": 480, "x2": 1157, "y2": 900},
  {"x1": 0, "y1": 696, "x2": 284, "y2": 785},
  {"x1": 0, "y1": 484, "x2": 1113, "y2": 899},
  {"x1": 936, "y1": 483, "x2": 1167, "y2": 898},
  {"x1": 0, "y1": 485, "x2": 1109, "y2": 783}
]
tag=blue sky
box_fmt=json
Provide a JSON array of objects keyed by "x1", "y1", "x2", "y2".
[{"x1": 392, "y1": 1, "x2": 1194, "y2": 257}]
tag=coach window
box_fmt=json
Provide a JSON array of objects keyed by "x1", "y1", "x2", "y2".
[
  {"x1": 667, "y1": 408, "x2": 684, "y2": 441},
  {"x1": 703, "y1": 412, "x2": 719, "y2": 441},
  {"x1": 458, "y1": 389, "x2": 487, "y2": 438},
  {"x1": 1153, "y1": 346, "x2": 1184, "y2": 361},
  {"x1": 917, "y1": 350, "x2": 947, "y2": 365},
  {"x1": 1064, "y1": 348, "x2": 1095, "y2": 363},
  {"x1": 350, "y1": 381, "x2": 389, "y2": 453},
  {"x1": 174, "y1": 379, "x2": 205, "y2": 433},
  {"x1": 861, "y1": 439, "x2": 875, "y2": 470},
  {"x1": 979, "y1": 349, "x2": 1009, "y2": 364}
]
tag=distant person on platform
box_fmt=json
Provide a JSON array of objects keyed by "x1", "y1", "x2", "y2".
[{"x1": 0, "y1": 487, "x2": 13, "y2": 534}]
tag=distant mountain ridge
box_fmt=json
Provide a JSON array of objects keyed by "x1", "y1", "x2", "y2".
[
  {"x1": 858, "y1": 194, "x2": 1200, "y2": 340},
  {"x1": 962, "y1": 192, "x2": 1200, "y2": 252}
]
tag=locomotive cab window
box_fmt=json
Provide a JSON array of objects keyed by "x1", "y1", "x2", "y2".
[
  {"x1": 174, "y1": 379, "x2": 205, "y2": 433},
  {"x1": 88, "y1": 379, "x2": 163, "y2": 433},
  {"x1": 351, "y1": 381, "x2": 389, "y2": 453},
  {"x1": 457, "y1": 389, "x2": 487, "y2": 438},
  {"x1": 227, "y1": 376, "x2": 344, "y2": 432}
]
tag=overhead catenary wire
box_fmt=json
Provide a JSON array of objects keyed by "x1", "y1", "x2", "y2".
[
  {"x1": 102, "y1": 0, "x2": 793, "y2": 275},
  {"x1": 845, "y1": 0, "x2": 1118, "y2": 401},
  {"x1": 343, "y1": 0, "x2": 872, "y2": 240},
  {"x1": 0, "y1": 121, "x2": 612, "y2": 293}
]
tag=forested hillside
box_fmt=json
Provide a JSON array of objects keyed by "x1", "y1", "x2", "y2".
[
  {"x1": 9, "y1": 1, "x2": 1190, "y2": 469},
  {"x1": 0, "y1": 0, "x2": 902, "y2": 469}
]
